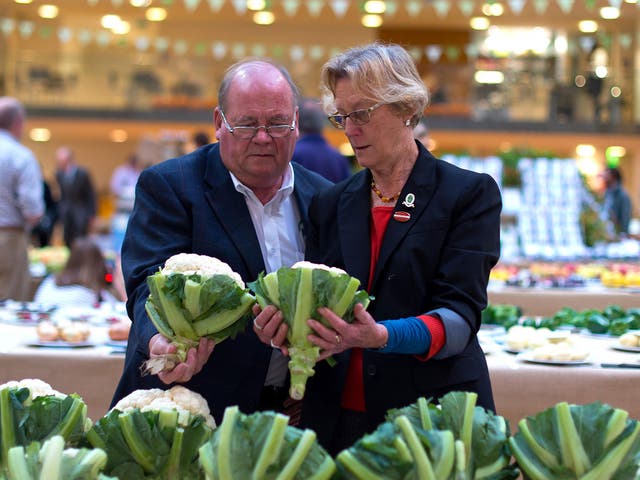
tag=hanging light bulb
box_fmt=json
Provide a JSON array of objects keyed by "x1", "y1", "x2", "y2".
[
  {"x1": 247, "y1": 0, "x2": 267, "y2": 10},
  {"x1": 363, "y1": 1, "x2": 386, "y2": 14},
  {"x1": 361, "y1": 14, "x2": 383, "y2": 27},
  {"x1": 253, "y1": 11, "x2": 275, "y2": 25}
]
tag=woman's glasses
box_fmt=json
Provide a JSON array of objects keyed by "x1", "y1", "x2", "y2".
[{"x1": 328, "y1": 102, "x2": 386, "y2": 129}]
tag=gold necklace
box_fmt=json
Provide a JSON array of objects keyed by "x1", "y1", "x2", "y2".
[{"x1": 371, "y1": 180, "x2": 400, "y2": 203}]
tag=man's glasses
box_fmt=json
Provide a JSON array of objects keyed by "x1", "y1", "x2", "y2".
[
  {"x1": 219, "y1": 108, "x2": 296, "y2": 140},
  {"x1": 327, "y1": 102, "x2": 386, "y2": 129}
]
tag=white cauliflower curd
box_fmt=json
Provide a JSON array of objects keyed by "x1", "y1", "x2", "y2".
[{"x1": 162, "y1": 253, "x2": 244, "y2": 288}]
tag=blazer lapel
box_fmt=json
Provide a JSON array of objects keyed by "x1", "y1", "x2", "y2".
[
  {"x1": 202, "y1": 146, "x2": 265, "y2": 280},
  {"x1": 371, "y1": 147, "x2": 439, "y2": 291},
  {"x1": 337, "y1": 173, "x2": 371, "y2": 287}
]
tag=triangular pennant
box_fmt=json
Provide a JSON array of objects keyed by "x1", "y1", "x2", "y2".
[
  {"x1": 290, "y1": 45, "x2": 305, "y2": 61},
  {"x1": 231, "y1": 0, "x2": 246, "y2": 14},
  {"x1": 231, "y1": 42, "x2": 246, "y2": 59},
  {"x1": 155, "y1": 36, "x2": 170, "y2": 51},
  {"x1": 307, "y1": 0, "x2": 325, "y2": 16},
  {"x1": 329, "y1": 0, "x2": 350, "y2": 17},
  {"x1": 207, "y1": 0, "x2": 225, "y2": 11},
  {"x1": 532, "y1": 0, "x2": 548, "y2": 14},
  {"x1": 282, "y1": 0, "x2": 300, "y2": 16},
  {"x1": 173, "y1": 39, "x2": 189, "y2": 55},
  {"x1": 111, "y1": 0, "x2": 124, "y2": 5},
  {"x1": 618, "y1": 33, "x2": 631, "y2": 49},
  {"x1": 272, "y1": 44, "x2": 285, "y2": 58},
  {"x1": 135, "y1": 36, "x2": 150, "y2": 51},
  {"x1": 251, "y1": 43, "x2": 267, "y2": 56},
  {"x1": 211, "y1": 41, "x2": 227, "y2": 59},
  {"x1": 39, "y1": 26, "x2": 52, "y2": 39},
  {"x1": 425, "y1": 45, "x2": 442, "y2": 62},
  {"x1": 584, "y1": 0, "x2": 596, "y2": 9},
  {"x1": 457, "y1": 0, "x2": 475, "y2": 16},
  {"x1": 508, "y1": 0, "x2": 526, "y2": 14},
  {"x1": 18, "y1": 21, "x2": 34, "y2": 38},
  {"x1": 184, "y1": 0, "x2": 201, "y2": 11},
  {"x1": 598, "y1": 32, "x2": 611, "y2": 48},
  {"x1": 405, "y1": 0, "x2": 423, "y2": 16},
  {"x1": 96, "y1": 30, "x2": 111, "y2": 46},
  {"x1": 433, "y1": 0, "x2": 451, "y2": 17},
  {"x1": 194, "y1": 42, "x2": 207, "y2": 55},
  {"x1": 57, "y1": 27, "x2": 73, "y2": 43},
  {"x1": 464, "y1": 43, "x2": 479, "y2": 58},
  {"x1": 309, "y1": 45, "x2": 325, "y2": 60},
  {"x1": 607, "y1": 0, "x2": 622, "y2": 8},
  {"x1": 384, "y1": 0, "x2": 398, "y2": 16},
  {"x1": 0, "y1": 18, "x2": 15, "y2": 36},
  {"x1": 445, "y1": 45, "x2": 460, "y2": 60},
  {"x1": 87, "y1": 0, "x2": 99, "y2": 5},
  {"x1": 77, "y1": 29, "x2": 92, "y2": 45},
  {"x1": 578, "y1": 35, "x2": 595, "y2": 53},
  {"x1": 556, "y1": 0, "x2": 573, "y2": 13},
  {"x1": 408, "y1": 47, "x2": 422, "y2": 61}
]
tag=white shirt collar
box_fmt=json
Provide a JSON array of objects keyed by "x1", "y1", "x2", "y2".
[{"x1": 229, "y1": 163, "x2": 295, "y2": 203}]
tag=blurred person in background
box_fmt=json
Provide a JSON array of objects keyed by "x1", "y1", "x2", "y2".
[
  {"x1": 34, "y1": 236, "x2": 119, "y2": 308},
  {"x1": 291, "y1": 97, "x2": 352, "y2": 183},
  {"x1": 55, "y1": 146, "x2": 97, "y2": 249},
  {"x1": 600, "y1": 166, "x2": 632, "y2": 236},
  {"x1": 110, "y1": 153, "x2": 142, "y2": 200},
  {"x1": 31, "y1": 178, "x2": 58, "y2": 248},
  {"x1": 255, "y1": 43, "x2": 502, "y2": 454},
  {"x1": 0, "y1": 97, "x2": 44, "y2": 301},
  {"x1": 192, "y1": 130, "x2": 211, "y2": 148}
]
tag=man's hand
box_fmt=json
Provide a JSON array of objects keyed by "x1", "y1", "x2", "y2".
[{"x1": 148, "y1": 334, "x2": 215, "y2": 384}]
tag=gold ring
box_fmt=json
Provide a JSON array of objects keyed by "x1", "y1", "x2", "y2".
[
  {"x1": 335, "y1": 334, "x2": 342, "y2": 345},
  {"x1": 253, "y1": 318, "x2": 263, "y2": 331}
]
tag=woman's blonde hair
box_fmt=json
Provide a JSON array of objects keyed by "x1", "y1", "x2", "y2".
[
  {"x1": 320, "y1": 42, "x2": 429, "y2": 127},
  {"x1": 55, "y1": 237, "x2": 108, "y2": 296}
]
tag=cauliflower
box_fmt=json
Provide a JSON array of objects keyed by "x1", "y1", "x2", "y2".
[
  {"x1": 0, "y1": 378, "x2": 66, "y2": 399},
  {"x1": 292, "y1": 260, "x2": 347, "y2": 276},
  {"x1": 162, "y1": 253, "x2": 244, "y2": 288},
  {"x1": 112, "y1": 385, "x2": 216, "y2": 428}
]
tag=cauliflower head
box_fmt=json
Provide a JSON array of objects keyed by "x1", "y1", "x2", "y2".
[
  {"x1": 291, "y1": 260, "x2": 346, "y2": 275},
  {"x1": 112, "y1": 385, "x2": 215, "y2": 428},
  {"x1": 162, "y1": 253, "x2": 244, "y2": 288},
  {"x1": 0, "y1": 378, "x2": 66, "y2": 399}
]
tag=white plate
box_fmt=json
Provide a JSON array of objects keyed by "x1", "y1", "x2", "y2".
[
  {"x1": 104, "y1": 340, "x2": 128, "y2": 349},
  {"x1": 504, "y1": 347, "x2": 528, "y2": 354},
  {"x1": 27, "y1": 340, "x2": 96, "y2": 349},
  {"x1": 517, "y1": 352, "x2": 591, "y2": 366},
  {"x1": 611, "y1": 344, "x2": 640, "y2": 353}
]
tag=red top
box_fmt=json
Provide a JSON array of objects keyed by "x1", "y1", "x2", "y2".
[{"x1": 340, "y1": 206, "x2": 446, "y2": 411}]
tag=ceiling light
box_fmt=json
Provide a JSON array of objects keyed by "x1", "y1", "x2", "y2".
[
  {"x1": 29, "y1": 128, "x2": 51, "y2": 142},
  {"x1": 130, "y1": 0, "x2": 152, "y2": 6},
  {"x1": 578, "y1": 20, "x2": 598, "y2": 33},
  {"x1": 576, "y1": 144, "x2": 596, "y2": 157},
  {"x1": 361, "y1": 14, "x2": 383, "y2": 28},
  {"x1": 606, "y1": 146, "x2": 625, "y2": 158},
  {"x1": 474, "y1": 70, "x2": 504, "y2": 84},
  {"x1": 14, "y1": 0, "x2": 33, "y2": 4},
  {"x1": 253, "y1": 11, "x2": 275, "y2": 25},
  {"x1": 364, "y1": 0, "x2": 386, "y2": 14},
  {"x1": 112, "y1": 20, "x2": 130, "y2": 35},
  {"x1": 482, "y1": 2, "x2": 504, "y2": 16},
  {"x1": 470, "y1": 17, "x2": 490, "y2": 30},
  {"x1": 599, "y1": 6, "x2": 620, "y2": 18},
  {"x1": 146, "y1": 7, "x2": 167, "y2": 21},
  {"x1": 247, "y1": 0, "x2": 266, "y2": 10},
  {"x1": 38, "y1": 5, "x2": 59, "y2": 19},
  {"x1": 101, "y1": 15, "x2": 122, "y2": 29}
]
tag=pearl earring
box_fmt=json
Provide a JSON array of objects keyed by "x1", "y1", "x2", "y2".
[{"x1": 405, "y1": 119, "x2": 411, "y2": 126}]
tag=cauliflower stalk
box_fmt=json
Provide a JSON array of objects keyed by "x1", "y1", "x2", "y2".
[
  {"x1": 143, "y1": 253, "x2": 256, "y2": 375},
  {"x1": 88, "y1": 386, "x2": 215, "y2": 480}
]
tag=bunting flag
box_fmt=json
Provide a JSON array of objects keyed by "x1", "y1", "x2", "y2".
[
  {"x1": 39, "y1": 26, "x2": 52, "y2": 39},
  {"x1": 58, "y1": 27, "x2": 73, "y2": 43},
  {"x1": 557, "y1": 0, "x2": 574, "y2": 13},
  {"x1": 111, "y1": 0, "x2": 124, "y2": 6},
  {"x1": 231, "y1": 42, "x2": 246, "y2": 59},
  {"x1": 405, "y1": 0, "x2": 423, "y2": 16},
  {"x1": 584, "y1": 0, "x2": 596, "y2": 9},
  {"x1": 77, "y1": 29, "x2": 92, "y2": 45},
  {"x1": 194, "y1": 41, "x2": 207, "y2": 55},
  {"x1": 445, "y1": 45, "x2": 461, "y2": 60},
  {"x1": 309, "y1": 44, "x2": 325, "y2": 60},
  {"x1": 465, "y1": 43, "x2": 479, "y2": 58},
  {"x1": 207, "y1": 0, "x2": 225, "y2": 11},
  {"x1": 135, "y1": 36, "x2": 150, "y2": 51},
  {"x1": 618, "y1": 33, "x2": 631, "y2": 49},
  {"x1": 607, "y1": 0, "x2": 622, "y2": 7},
  {"x1": 508, "y1": 0, "x2": 526, "y2": 13},
  {"x1": 211, "y1": 40, "x2": 227, "y2": 59},
  {"x1": 251, "y1": 43, "x2": 267, "y2": 56},
  {"x1": 433, "y1": 0, "x2": 452, "y2": 17},
  {"x1": 1, "y1": 18, "x2": 15, "y2": 35},
  {"x1": 329, "y1": 0, "x2": 350, "y2": 17},
  {"x1": 290, "y1": 45, "x2": 305, "y2": 61},
  {"x1": 578, "y1": 35, "x2": 595, "y2": 52},
  {"x1": 184, "y1": 0, "x2": 201, "y2": 11},
  {"x1": 231, "y1": 0, "x2": 247, "y2": 14},
  {"x1": 96, "y1": 30, "x2": 111, "y2": 46},
  {"x1": 307, "y1": 0, "x2": 325, "y2": 16},
  {"x1": 384, "y1": 0, "x2": 398, "y2": 16},
  {"x1": 155, "y1": 36, "x2": 170, "y2": 51},
  {"x1": 458, "y1": 0, "x2": 475, "y2": 16},
  {"x1": 426, "y1": 45, "x2": 443, "y2": 62},
  {"x1": 408, "y1": 47, "x2": 422, "y2": 61},
  {"x1": 19, "y1": 21, "x2": 34, "y2": 38},
  {"x1": 533, "y1": 0, "x2": 549, "y2": 14},
  {"x1": 174, "y1": 39, "x2": 189, "y2": 55},
  {"x1": 282, "y1": 0, "x2": 301, "y2": 16}
]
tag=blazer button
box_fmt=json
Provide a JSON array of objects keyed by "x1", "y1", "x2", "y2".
[{"x1": 366, "y1": 365, "x2": 377, "y2": 376}]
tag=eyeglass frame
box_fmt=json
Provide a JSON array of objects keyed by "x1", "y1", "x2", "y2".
[
  {"x1": 218, "y1": 108, "x2": 296, "y2": 139},
  {"x1": 327, "y1": 102, "x2": 387, "y2": 129}
]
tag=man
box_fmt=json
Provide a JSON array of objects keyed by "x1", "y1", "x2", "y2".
[
  {"x1": 601, "y1": 166, "x2": 632, "y2": 236},
  {"x1": 55, "y1": 146, "x2": 97, "y2": 248},
  {"x1": 0, "y1": 97, "x2": 44, "y2": 301},
  {"x1": 291, "y1": 97, "x2": 351, "y2": 183},
  {"x1": 111, "y1": 59, "x2": 331, "y2": 425}
]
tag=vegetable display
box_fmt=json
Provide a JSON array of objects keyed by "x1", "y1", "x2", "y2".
[
  {"x1": 509, "y1": 401, "x2": 640, "y2": 480},
  {"x1": 198, "y1": 406, "x2": 335, "y2": 480},
  {"x1": 143, "y1": 253, "x2": 256, "y2": 374},
  {"x1": 248, "y1": 261, "x2": 372, "y2": 400},
  {"x1": 335, "y1": 391, "x2": 518, "y2": 479}
]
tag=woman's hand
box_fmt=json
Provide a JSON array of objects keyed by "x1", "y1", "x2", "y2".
[
  {"x1": 149, "y1": 334, "x2": 215, "y2": 384},
  {"x1": 252, "y1": 304, "x2": 290, "y2": 356},
  {"x1": 308, "y1": 303, "x2": 388, "y2": 361}
]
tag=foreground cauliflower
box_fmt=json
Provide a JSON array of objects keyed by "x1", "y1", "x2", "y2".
[
  {"x1": 112, "y1": 385, "x2": 216, "y2": 429},
  {"x1": 0, "y1": 378, "x2": 66, "y2": 399},
  {"x1": 161, "y1": 252, "x2": 245, "y2": 288}
]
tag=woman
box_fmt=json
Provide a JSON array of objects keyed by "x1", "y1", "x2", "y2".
[
  {"x1": 34, "y1": 236, "x2": 119, "y2": 308},
  {"x1": 256, "y1": 42, "x2": 502, "y2": 453}
]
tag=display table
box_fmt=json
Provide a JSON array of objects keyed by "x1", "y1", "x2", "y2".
[
  {"x1": 488, "y1": 285, "x2": 639, "y2": 316},
  {"x1": 483, "y1": 331, "x2": 640, "y2": 430}
]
